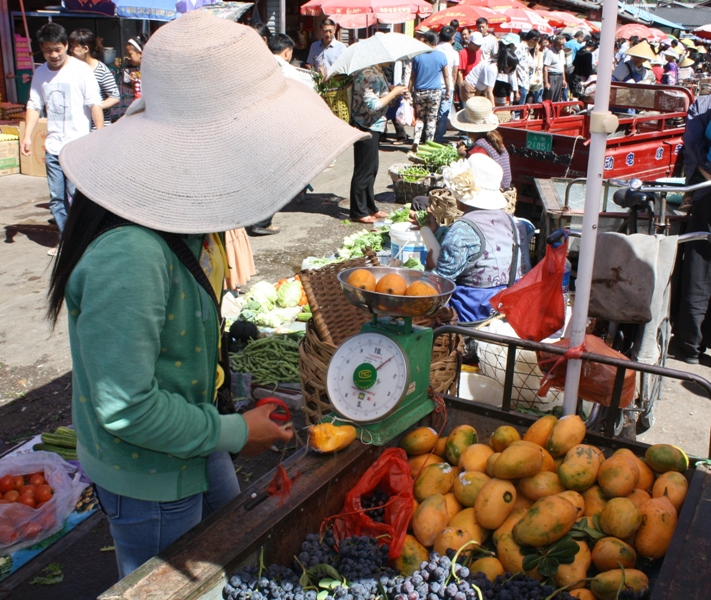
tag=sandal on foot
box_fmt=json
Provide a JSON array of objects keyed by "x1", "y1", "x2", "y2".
[
  {"x1": 372, "y1": 211, "x2": 388, "y2": 218},
  {"x1": 354, "y1": 216, "x2": 377, "y2": 224}
]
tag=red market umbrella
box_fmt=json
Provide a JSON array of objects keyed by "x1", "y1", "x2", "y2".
[
  {"x1": 536, "y1": 10, "x2": 598, "y2": 32},
  {"x1": 693, "y1": 25, "x2": 711, "y2": 40},
  {"x1": 460, "y1": 0, "x2": 528, "y2": 12},
  {"x1": 499, "y1": 8, "x2": 554, "y2": 35},
  {"x1": 615, "y1": 23, "x2": 654, "y2": 40},
  {"x1": 647, "y1": 28, "x2": 670, "y2": 44},
  {"x1": 418, "y1": 5, "x2": 510, "y2": 31},
  {"x1": 301, "y1": 0, "x2": 431, "y2": 23}
]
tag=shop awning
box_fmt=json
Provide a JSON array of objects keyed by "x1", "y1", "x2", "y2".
[{"x1": 617, "y1": 2, "x2": 683, "y2": 30}]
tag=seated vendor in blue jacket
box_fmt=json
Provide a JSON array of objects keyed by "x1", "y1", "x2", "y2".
[{"x1": 424, "y1": 153, "x2": 522, "y2": 322}]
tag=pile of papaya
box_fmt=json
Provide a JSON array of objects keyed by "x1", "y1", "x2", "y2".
[{"x1": 397, "y1": 415, "x2": 690, "y2": 600}]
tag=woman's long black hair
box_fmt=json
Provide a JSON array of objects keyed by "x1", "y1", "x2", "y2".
[{"x1": 47, "y1": 191, "x2": 108, "y2": 328}]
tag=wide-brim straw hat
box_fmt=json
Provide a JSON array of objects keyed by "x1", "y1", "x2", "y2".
[
  {"x1": 680, "y1": 56, "x2": 695, "y2": 68},
  {"x1": 681, "y1": 38, "x2": 696, "y2": 47},
  {"x1": 59, "y1": 12, "x2": 367, "y2": 234},
  {"x1": 450, "y1": 97, "x2": 500, "y2": 133},
  {"x1": 459, "y1": 154, "x2": 507, "y2": 211},
  {"x1": 697, "y1": 46, "x2": 708, "y2": 54},
  {"x1": 625, "y1": 41, "x2": 656, "y2": 61}
]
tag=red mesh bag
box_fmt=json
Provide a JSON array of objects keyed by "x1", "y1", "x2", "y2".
[
  {"x1": 332, "y1": 448, "x2": 413, "y2": 559},
  {"x1": 536, "y1": 334, "x2": 636, "y2": 408},
  {"x1": 489, "y1": 237, "x2": 567, "y2": 342}
]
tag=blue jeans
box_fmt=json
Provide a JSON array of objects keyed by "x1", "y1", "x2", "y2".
[
  {"x1": 434, "y1": 93, "x2": 453, "y2": 144},
  {"x1": 45, "y1": 152, "x2": 76, "y2": 233},
  {"x1": 95, "y1": 451, "x2": 240, "y2": 580},
  {"x1": 517, "y1": 88, "x2": 529, "y2": 105},
  {"x1": 532, "y1": 89, "x2": 543, "y2": 103}
]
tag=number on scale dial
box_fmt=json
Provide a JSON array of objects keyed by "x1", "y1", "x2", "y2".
[{"x1": 326, "y1": 332, "x2": 409, "y2": 423}]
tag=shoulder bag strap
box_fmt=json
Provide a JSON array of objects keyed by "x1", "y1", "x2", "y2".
[
  {"x1": 91, "y1": 218, "x2": 234, "y2": 412},
  {"x1": 506, "y1": 214, "x2": 521, "y2": 288}
]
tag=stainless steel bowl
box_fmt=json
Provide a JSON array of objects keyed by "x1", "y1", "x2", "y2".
[{"x1": 337, "y1": 267, "x2": 455, "y2": 317}]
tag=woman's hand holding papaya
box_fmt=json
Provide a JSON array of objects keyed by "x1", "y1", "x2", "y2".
[{"x1": 241, "y1": 403, "x2": 294, "y2": 456}]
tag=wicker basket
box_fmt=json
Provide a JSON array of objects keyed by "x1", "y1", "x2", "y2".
[
  {"x1": 394, "y1": 176, "x2": 435, "y2": 205},
  {"x1": 298, "y1": 253, "x2": 463, "y2": 424},
  {"x1": 323, "y1": 84, "x2": 352, "y2": 124}
]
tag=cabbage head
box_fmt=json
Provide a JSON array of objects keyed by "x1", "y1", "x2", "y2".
[
  {"x1": 277, "y1": 281, "x2": 303, "y2": 308},
  {"x1": 245, "y1": 281, "x2": 277, "y2": 311}
]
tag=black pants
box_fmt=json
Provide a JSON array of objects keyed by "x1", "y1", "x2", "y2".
[
  {"x1": 544, "y1": 73, "x2": 564, "y2": 103},
  {"x1": 349, "y1": 130, "x2": 381, "y2": 220},
  {"x1": 677, "y1": 192, "x2": 711, "y2": 357}
]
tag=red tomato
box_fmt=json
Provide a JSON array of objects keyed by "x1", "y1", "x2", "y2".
[
  {"x1": 35, "y1": 485, "x2": 53, "y2": 503},
  {"x1": 13, "y1": 476, "x2": 24, "y2": 491},
  {"x1": 0, "y1": 523, "x2": 18, "y2": 544},
  {"x1": 0, "y1": 475, "x2": 14, "y2": 493},
  {"x1": 29, "y1": 473, "x2": 46, "y2": 487},
  {"x1": 36, "y1": 500, "x2": 47, "y2": 509},
  {"x1": 19, "y1": 485, "x2": 36, "y2": 497},
  {"x1": 19, "y1": 521, "x2": 42, "y2": 538},
  {"x1": 17, "y1": 493, "x2": 36, "y2": 508},
  {"x1": 3, "y1": 490, "x2": 19, "y2": 502}
]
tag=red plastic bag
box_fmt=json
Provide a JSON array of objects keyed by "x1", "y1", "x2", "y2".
[
  {"x1": 489, "y1": 237, "x2": 567, "y2": 342},
  {"x1": 332, "y1": 448, "x2": 413, "y2": 559},
  {"x1": 536, "y1": 334, "x2": 636, "y2": 408}
]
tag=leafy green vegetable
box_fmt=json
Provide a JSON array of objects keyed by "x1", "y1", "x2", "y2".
[
  {"x1": 415, "y1": 141, "x2": 459, "y2": 171},
  {"x1": 276, "y1": 281, "x2": 302, "y2": 308},
  {"x1": 388, "y1": 203, "x2": 411, "y2": 223},
  {"x1": 238, "y1": 299, "x2": 263, "y2": 324},
  {"x1": 401, "y1": 165, "x2": 431, "y2": 183},
  {"x1": 244, "y1": 281, "x2": 278, "y2": 312},
  {"x1": 30, "y1": 563, "x2": 64, "y2": 586},
  {"x1": 338, "y1": 229, "x2": 388, "y2": 259},
  {"x1": 415, "y1": 210, "x2": 428, "y2": 227},
  {"x1": 403, "y1": 257, "x2": 425, "y2": 271}
]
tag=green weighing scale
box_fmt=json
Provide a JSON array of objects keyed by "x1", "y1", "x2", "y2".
[{"x1": 324, "y1": 267, "x2": 455, "y2": 445}]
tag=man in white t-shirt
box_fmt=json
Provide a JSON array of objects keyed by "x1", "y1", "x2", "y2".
[
  {"x1": 543, "y1": 35, "x2": 567, "y2": 102},
  {"x1": 476, "y1": 18, "x2": 499, "y2": 62},
  {"x1": 435, "y1": 25, "x2": 460, "y2": 143},
  {"x1": 21, "y1": 23, "x2": 103, "y2": 245}
]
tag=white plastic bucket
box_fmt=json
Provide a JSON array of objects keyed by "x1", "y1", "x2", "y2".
[
  {"x1": 458, "y1": 371, "x2": 504, "y2": 407},
  {"x1": 390, "y1": 222, "x2": 427, "y2": 266}
]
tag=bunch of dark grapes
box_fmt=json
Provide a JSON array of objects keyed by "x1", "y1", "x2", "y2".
[
  {"x1": 226, "y1": 537, "x2": 582, "y2": 600},
  {"x1": 295, "y1": 532, "x2": 339, "y2": 569},
  {"x1": 360, "y1": 489, "x2": 390, "y2": 524},
  {"x1": 338, "y1": 535, "x2": 394, "y2": 582},
  {"x1": 223, "y1": 565, "x2": 303, "y2": 600}
]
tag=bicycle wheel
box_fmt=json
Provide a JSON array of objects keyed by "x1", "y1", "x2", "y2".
[{"x1": 636, "y1": 317, "x2": 669, "y2": 434}]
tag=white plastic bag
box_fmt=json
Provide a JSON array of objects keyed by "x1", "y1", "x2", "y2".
[
  {"x1": 0, "y1": 451, "x2": 88, "y2": 553},
  {"x1": 395, "y1": 98, "x2": 414, "y2": 127}
]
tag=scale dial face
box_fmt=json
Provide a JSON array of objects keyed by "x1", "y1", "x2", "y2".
[{"x1": 326, "y1": 332, "x2": 409, "y2": 423}]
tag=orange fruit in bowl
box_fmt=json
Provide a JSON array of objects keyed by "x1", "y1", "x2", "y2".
[
  {"x1": 346, "y1": 269, "x2": 376, "y2": 291},
  {"x1": 405, "y1": 280, "x2": 438, "y2": 297},
  {"x1": 375, "y1": 273, "x2": 408, "y2": 295}
]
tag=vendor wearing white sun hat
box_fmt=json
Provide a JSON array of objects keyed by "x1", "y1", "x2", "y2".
[
  {"x1": 423, "y1": 153, "x2": 522, "y2": 322},
  {"x1": 49, "y1": 11, "x2": 367, "y2": 581}
]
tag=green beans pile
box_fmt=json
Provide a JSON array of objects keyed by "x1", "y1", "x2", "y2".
[{"x1": 229, "y1": 334, "x2": 302, "y2": 386}]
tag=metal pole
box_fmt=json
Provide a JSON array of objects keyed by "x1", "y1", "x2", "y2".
[
  {"x1": 561, "y1": 0, "x2": 620, "y2": 414},
  {"x1": 279, "y1": 0, "x2": 286, "y2": 34}
]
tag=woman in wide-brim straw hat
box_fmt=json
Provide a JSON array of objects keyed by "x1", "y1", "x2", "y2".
[
  {"x1": 450, "y1": 96, "x2": 512, "y2": 190},
  {"x1": 48, "y1": 11, "x2": 367, "y2": 581},
  {"x1": 612, "y1": 40, "x2": 656, "y2": 84}
]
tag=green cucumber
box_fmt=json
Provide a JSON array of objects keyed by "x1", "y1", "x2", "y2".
[
  {"x1": 54, "y1": 426, "x2": 77, "y2": 438},
  {"x1": 33, "y1": 443, "x2": 78, "y2": 461},
  {"x1": 41, "y1": 432, "x2": 78, "y2": 449}
]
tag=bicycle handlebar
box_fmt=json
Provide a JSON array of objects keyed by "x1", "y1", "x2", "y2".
[{"x1": 609, "y1": 177, "x2": 711, "y2": 195}]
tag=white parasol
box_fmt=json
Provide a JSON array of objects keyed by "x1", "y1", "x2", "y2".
[{"x1": 327, "y1": 32, "x2": 432, "y2": 77}]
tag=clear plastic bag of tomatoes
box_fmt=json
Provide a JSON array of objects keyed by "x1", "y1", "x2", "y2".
[
  {"x1": 0, "y1": 451, "x2": 89, "y2": 553},
  {"x1": 332, "y1": 448, "x2": 413, "y2": 559}
]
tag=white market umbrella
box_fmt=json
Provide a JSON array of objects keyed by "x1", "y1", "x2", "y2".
[{"x1": 327, "y1": 32, "x2": 432, "y2": 77}]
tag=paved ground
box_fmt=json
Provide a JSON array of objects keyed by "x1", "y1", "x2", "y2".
[{"x1": 1, "y1": 137, "x2": 710, "y2": 598}]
